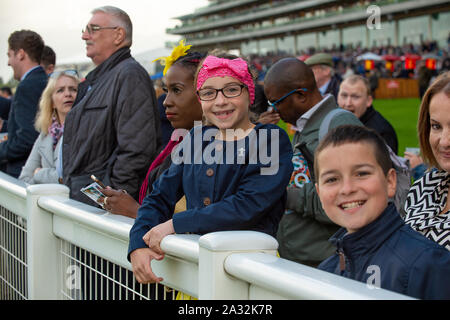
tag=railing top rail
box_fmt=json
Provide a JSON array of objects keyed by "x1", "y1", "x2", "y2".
[
  {"x1": 161, "y1": 234, "x2": 200, "y2": 263},
  {"x1": 37, "y1": 194, "x2": 201, "y2": 263},
  {"x1": 0, "y1": 171, "x2": 27, "y2": 199},
  {"x1": 224, "y1": 252, "x2": 415, "y2": 300},
  {"x1": 37, "y1": 195, "x2": 134, "y2": 241}
]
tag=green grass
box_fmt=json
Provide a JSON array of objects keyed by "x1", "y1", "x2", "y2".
[
  {"x1": 373, "y1": 98, "x2": 421, "y2": 155},
  {"x1": 276, "y1": 98, "x2": 421, "y2": 156}
]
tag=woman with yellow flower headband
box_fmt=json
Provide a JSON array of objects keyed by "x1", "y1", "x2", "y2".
[{"x1": 98, "y1": 40, "x2": 204, "y2": 218}]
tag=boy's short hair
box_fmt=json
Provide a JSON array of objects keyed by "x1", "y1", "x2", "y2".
[
  {"x1": 314, "y1": 125, "x2": 393, "y2": 179},
  {"x1": 8, "y1": 30, "x2": 44, "y2": 64}
]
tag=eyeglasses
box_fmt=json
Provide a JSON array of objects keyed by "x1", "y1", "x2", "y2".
[
  {"x1": 82, "y1": 24, "x2": 118, "y2": 35},
  {"x1": 49, "y1": 69, "x2": 79, "y2": 79},
  {"x1": 267, "y1": 88, "x2": 308, "y2": 111},
  {"x1": 197, "y1": 84, "x2": 246, "y2": 101}
]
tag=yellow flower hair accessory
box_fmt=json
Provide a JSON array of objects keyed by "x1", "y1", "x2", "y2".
[{"x1": 153, "y1": 39, "x2": 192, "y2": 75}]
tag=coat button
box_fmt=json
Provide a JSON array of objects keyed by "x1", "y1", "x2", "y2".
[
  {"x1": 203, "y1": 197, "x2": 211, "y2": 206},
  {"x1": 206, "y1": 168, "x2": 214, "y2": 177}
]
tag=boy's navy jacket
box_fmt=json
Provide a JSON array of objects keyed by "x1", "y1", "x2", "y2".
[
  {"x1": 318, "y1": 203, "x2": 450, "y2": 300},
  {"x1": 128, "y1": 123, "x2": 293, "y2": 259}
]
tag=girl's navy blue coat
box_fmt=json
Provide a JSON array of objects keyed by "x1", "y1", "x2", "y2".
[
  {"x1": 128, "y1": 123, "x2": 293, "y2": 257},
  {"x1": 319, "y1": 203, "x2": 450, "y2": 299}
]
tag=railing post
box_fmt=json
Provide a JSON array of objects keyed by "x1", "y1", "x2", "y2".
[
  {"x1": 26, "y1": 184, "x2": 70, "y2": 299},
  {"x1": 198, "y1": 231, "x2": 278, "y2": 300}
]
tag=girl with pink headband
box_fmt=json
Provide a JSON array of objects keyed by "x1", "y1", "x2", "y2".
[{"x1": 128, "y1": 51, "x2": 293, "y2": 284}]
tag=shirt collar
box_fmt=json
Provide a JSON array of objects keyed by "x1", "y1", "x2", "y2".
[
  {"x1": 21, "y1": 65, "x2": 41, "y2": 81},
  {"x1": 319, "y1": 79, "x2": 331, "y2": 96},
  {"x1": 294, "y1": 94, "x2": 333, "y2": 133}
]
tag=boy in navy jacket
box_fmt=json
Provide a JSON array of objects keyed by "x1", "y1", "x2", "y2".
[{"x1": 315, "y1": 125, "x2": 450, "y2": 299}]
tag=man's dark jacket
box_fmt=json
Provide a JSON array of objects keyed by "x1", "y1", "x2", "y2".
[
  {"x1": 324, "y1": 74, "x2": 342, "y2": 100},
  {"x1": 0, "y1": 96, "x2": 11, "y2": 122},
  {"x1": 0, "y1": 66, "x2": 47, "y2": 177},
  {"x1": 360, "y1": 105, "x2": 398, "y2": 154},
  {"x1": 63, "y1": 47, "x2": 161, "y2": 204}
]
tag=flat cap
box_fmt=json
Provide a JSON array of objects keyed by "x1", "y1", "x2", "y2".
[{"x1": 305, "y1": 53, "x2": 333, "y2": 67}]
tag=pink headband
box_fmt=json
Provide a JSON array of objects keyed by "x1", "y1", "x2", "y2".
[{"x1": 196, "y1": 56, "x2": 255, "y2": 104}]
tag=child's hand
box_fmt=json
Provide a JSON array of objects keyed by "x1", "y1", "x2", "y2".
[
  {"x1": 142, "y1": 219, "x2": 175, "y2": 255},
  {"x1": 130, "y1": 248, "x2": 164, "y2": 284}
]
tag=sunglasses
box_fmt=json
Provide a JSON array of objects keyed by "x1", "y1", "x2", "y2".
[
  {"x1": 49, "y1": 69, "x2": 79, "y2": 79},
  {"x1": 267, "y1": 88, "x2": 307, "y2": 111}
]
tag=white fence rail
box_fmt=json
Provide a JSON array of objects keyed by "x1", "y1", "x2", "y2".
[{"x1": 0, "y1": 171, "x2": 413, "y2": 300}]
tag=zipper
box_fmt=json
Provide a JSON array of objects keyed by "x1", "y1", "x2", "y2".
[{"x1": 338, "y1": 249, "x2": 346, "y2": 272}]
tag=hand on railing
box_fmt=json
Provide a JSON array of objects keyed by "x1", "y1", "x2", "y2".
[
  {"x1": 130, "y1": 248, "x2": 165, "y2": 284},
  {"x1": 143, "y1": 219, "x2": 175, "y2": 255}
]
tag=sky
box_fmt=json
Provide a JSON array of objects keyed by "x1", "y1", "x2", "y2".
[{"x1": 0, "y1": 0, "x2": 209, "y2": 82}]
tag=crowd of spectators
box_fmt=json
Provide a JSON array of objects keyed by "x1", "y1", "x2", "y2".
[
  {"x1": 248, "y1": 38, "x2": 450, "y2": 84},
  {"x1": 1, "y1": 5, "x2": 449, "y2": 300}
]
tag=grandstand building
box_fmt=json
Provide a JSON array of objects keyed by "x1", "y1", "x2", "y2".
[{"x1": 166, "y1": 0, "x2": 450, "y2": 55}]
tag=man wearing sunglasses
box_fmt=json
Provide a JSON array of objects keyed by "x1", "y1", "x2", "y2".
[
  {"x1": 264, "y1": 57, "x2": 363, "y2": 268},
  {"x1": 62, "y1": 6, "x2": 161, "y2": 205},
  {"x1": 0, "y1": 30, "x2": 47, "y2": 178}
]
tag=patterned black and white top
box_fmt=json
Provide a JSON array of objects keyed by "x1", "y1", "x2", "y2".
[{"x1": 404, "y1": 170, "x2": 450, "y2": 251}]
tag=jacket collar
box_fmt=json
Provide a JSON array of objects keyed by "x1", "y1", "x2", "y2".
[
  {"x1": 73, "y1": 46, "x2": 132, "y2": 107},
  {"x1": 359, "y1": 105, "x2": 375, "y2": 123},
  {"x1": 329, "y1": 203, "x2": 404, "y2": 257}
]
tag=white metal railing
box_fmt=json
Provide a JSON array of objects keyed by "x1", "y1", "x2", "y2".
[
  {"x1": 0, "y1": 173, "x2": 27, "y2": 300},
  {"x1": 0, "y1": 171, "x2": 414, "y2": 300}
]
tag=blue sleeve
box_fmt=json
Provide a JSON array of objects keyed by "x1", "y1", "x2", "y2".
[
  {"x1": 173, "y1": 127, "x2": 293, "y2": 234},
  {"x1": 407, "y1": 247, "x2": 450, "y2": 299},
  {"x1": 0, "y1": 79, "x2": 41, "y2": 160},
  {"x1": 411, "y1": 163, "x2": 427, "y2": 181},
  {"x1": 127, "y1": 160, "x2": 184, "y2": 259}
]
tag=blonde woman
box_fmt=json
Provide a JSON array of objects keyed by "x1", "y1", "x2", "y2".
[{"x1": 19, "y1": 70, "x2": 79, "y2": 184}]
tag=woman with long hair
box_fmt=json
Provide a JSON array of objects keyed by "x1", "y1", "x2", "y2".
[
  {"x1": 404, "y1": 71, "x2": 450, "y2": 250},
  {"x1": 19, "y1": 70, "x2": 79, "y2": 184}
]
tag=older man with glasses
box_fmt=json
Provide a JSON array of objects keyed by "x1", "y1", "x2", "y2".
[
  {"x1": 264, "y1": 57, "x2": 363, "y2": 268},
  {"x1": 62, "y1": 6, "x2": 161, "y2": 206}
]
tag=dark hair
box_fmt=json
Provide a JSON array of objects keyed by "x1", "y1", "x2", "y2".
[
  {"x1": 0, "y1": 87, "x2": 12, "y2": 96},
  {"x1": 250, "y1": 84, "x2": 268, "y2": 115},
  {"x1": 173, "y1": 51, "x2": 206, "y2": 78},
  {"x1": 314, "y1": 125, "x2": 393, "y2": 180},
  {"x1": 8, "y1": 30, "x2": 44, "y2": 63},
  {"x1": 41, "y1": 45, "x2": 56, "y2": 67}
]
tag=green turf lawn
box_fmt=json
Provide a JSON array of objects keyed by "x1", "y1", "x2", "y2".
[
  {"x1": 276, "y1": 97, "x2": 421, "y2": 156},
  {"x1": 373, "y1": 98, "x2": 421, "y2": 155}
]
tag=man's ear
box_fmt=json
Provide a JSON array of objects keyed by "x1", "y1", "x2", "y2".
[
  {"x1": 16, "y1": 48, "x2": 26, "y2": 61},
  {"x1": 367, "y1": 94, "x2": 373, "y2": 108},
  {"x1": 114, "y1": 27, "x2": 126, "y2": 46}
]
